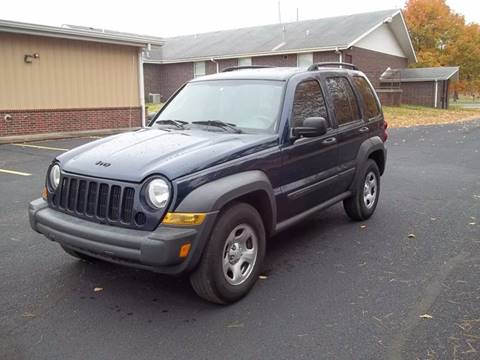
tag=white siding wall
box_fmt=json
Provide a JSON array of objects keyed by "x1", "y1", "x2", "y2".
[{"x1": 356, "y1": 24, "x2": 406, "y2": 58}]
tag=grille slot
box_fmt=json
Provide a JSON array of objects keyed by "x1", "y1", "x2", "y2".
[{"x1": 55, "y1": 175, "x2": 136, "y2": 226}]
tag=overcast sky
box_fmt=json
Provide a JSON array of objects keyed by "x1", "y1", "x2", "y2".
[{"x1": 2, "y1": 0, "x2": 479, "y2": 38}]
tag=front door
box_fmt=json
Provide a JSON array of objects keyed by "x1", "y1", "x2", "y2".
[{"x1": 277, "y1": 78, "x2": 339, "y2": 222}]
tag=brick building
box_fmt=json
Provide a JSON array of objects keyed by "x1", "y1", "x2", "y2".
[
  {"x1": 380, "y1": 67, "x2": 459, "y2": 109},
  {"x1": 143, "y1": 9, "x2": 418, "y2": 104},
  {"x1": 0, "y1": 20, "x2": 163, "y2": 137}
]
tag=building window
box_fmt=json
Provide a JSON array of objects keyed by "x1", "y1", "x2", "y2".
[
  {"x1": 292, "y1": 80, "x2": 329, "y2": 128},
  {"x1": 194, "y1": 61, "x2": 206, "y2": 78},
  {"x1": 297, "y1": 53, "x2": 313, "y2": 68},
  {"x1": 326, "y1": 77, "x2": 361, "y2": 125},
  {"x1": 238, "y1": 57, "x2": 252, "y2": 66}
]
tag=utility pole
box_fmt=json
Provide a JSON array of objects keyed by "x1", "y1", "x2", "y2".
[
  {"x1": 296, "y1": 8, "x2": 299, "y2": 21},
  {"x1": 278, "y1": 1, "x2": 282, "y2": 23}
]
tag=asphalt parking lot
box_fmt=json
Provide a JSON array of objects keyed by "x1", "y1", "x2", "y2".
[{"x1": 1, "y1": 121, "x2": 479, "y2": 360}]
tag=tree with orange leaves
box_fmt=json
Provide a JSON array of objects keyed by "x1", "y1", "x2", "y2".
[{"x1": 404, "y1": 0, "x2": 480, "y2": 94}]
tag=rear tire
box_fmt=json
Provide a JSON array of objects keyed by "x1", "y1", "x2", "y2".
[
  {"x1": 61, "y1": 245, "x2": 97, "y2": 262},
  {"x1": 190, "y1": 202, "x2": 266, "y2": 304},
  {"x1": 343, "y1": 159, "x2": 380, "y2": 221}
]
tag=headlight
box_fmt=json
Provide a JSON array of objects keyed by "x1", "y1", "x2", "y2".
[
  {"x1": 146, "y1": 179, "x2": 170, "y2": 209},
  {"x1": 49, "y1": 164, "x2": 61, "y2": 190}
]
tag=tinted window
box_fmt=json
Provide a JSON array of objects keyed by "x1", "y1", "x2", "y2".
[
  {"x1": 326, "y1": 77, "x2": 360, "y2": 125},
  {"x1": 353, "y1": 76, "x2": 380, "y2": 119},
  {"x1": 292, "y1": 80, "x2": 328, "y2": 128}
]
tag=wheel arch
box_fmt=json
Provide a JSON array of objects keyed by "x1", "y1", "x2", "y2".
[
  {"x1": 175, "y1": 170, "x2": 277, "y2": 236},
  {"x1": 349, "y1": 136, "x2": 386, "y2": 192}
]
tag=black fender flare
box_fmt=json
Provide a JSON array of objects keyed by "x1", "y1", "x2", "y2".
[
  {"x1": 175, "y1": 170, "x2": 277, "y2": 233},
  {"x1": 349, "y1": 136, "x2": 386, "y2": 192}
]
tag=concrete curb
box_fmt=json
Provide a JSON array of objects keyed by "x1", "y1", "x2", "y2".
[{"x1": 0, "y1": 127, "x2": 140, "y2": 144}]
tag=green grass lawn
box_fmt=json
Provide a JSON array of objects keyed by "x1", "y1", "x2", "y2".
[{"x1": 146, "y1": 103, "x2": 164, "y2": 114}]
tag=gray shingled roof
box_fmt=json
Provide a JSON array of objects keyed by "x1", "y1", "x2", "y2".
[
  {"x1": 380, "y1": 67, "x2": 459, "y2": 82},
  {"x1": 144, "y1": 9, "x2": 407, "y2": 63}
]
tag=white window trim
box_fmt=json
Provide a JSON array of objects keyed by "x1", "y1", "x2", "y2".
[
  {"x1": 238, "y1": 57, "x2": 252, "y2": 66},
  {"x1": 194, "y1": 61, "x2": 206, "y2": 78},
  {"x1": 297, "y1": 52, "x2": 313, "y2": 68}
]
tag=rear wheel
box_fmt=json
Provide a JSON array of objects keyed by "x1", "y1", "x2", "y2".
[
  {"x1": 61, "y1": 245, "x2": 97, "y2": 262},
  {"x1": 190, "y1": 202, "x2": 266, "y2": 304},
  {"x1": 343, "y1": 159, "x2": 380, "y2": 221}
]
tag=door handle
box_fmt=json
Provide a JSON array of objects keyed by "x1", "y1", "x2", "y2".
[
  {"x1": 321, "y1": 137, "x2": 337, "y2": 145},
  {"x1": 359, "y1": 126, "x2": 370, "y2": 133}
]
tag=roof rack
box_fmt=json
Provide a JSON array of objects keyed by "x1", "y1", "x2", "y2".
[
  {"x1": 221, "y1": 65, "x2": 273, "y2": 72},
  {"x1": 307, "y1": 62, "x2": 358, "y2": 71}
]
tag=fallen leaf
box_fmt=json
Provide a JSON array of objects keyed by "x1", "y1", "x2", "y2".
[
  {"x1": 94, "y1": 287, "x2": 103, "y2": 292},
  {"x1": 420, "y1": 314, "x2": 433, "y2": 319},
  {"x1": 22, "y1": 312, "x2": 35, "y2": 318},
  {"x1": 430, "y1": 217, "x2": 437, "y2": 221},
  {"x1": 360, "y1": 225, "x2": 367, "y2": 229},
  {"x1": 407, "y1": 233, "x2": 416, "y2": 239},
  {"x1": 468, "y1": 222, "x2": 476, "y2": 225},
  {"x1": 227, "y1": 321, "x2": 244, "y2": 328}
]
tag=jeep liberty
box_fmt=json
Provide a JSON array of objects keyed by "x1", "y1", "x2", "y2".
[{"x1": 29, "y1": 63, "x2": 387, "y2": 304}]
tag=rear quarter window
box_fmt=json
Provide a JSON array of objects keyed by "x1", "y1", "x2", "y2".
[{"x1": 353, "y1": 76, "x2": 381, "y2": 120}]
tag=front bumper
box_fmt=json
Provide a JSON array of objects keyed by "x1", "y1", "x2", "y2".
[{"x1": 29, "y1": 198, "x2": 217, "y2": 274}]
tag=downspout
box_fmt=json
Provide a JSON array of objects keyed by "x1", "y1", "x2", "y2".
[
  {"x1": 210, "y1": 58, "x2": 219, "y2": 73},
  {"x1": 138, "y1": 47, "x2": 146, "y2": 128},
  {"x1": 434, "y1": 80, "x2": 438, "y2": 108}
]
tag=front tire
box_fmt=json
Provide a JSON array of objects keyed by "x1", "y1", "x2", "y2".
[
  {"x1": 190, "y1": 202, "x2": 266, "y2": 304},
  {"x1": 343, "y1": 159, "x2": 381, "y2": 221}
]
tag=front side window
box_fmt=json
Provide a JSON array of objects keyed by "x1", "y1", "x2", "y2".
[
  {"x1": 194, "y1": 61, "x2": 206, "y2": 78},
  {"x1": 326, "y1": 77, "x2": 360, "y2": 125},
  {"x1": 291, "y1": 80, "x2": 328, "y2": 128},
  {"x1": 353, "y1": 76, "x2": 380, "y2": 119},
  {"x1": 155, "y1": 80, "x2": 285, "y2": 133}
]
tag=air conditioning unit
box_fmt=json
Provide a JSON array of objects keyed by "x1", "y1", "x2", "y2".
[{"x1": 149, "y1": 93, "x2": 162, "y2": 104}]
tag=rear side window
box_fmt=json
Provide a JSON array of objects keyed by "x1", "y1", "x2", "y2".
[
  {"x1": 353, "y1": 76, "x2": 380, "y2": 119},
  {"x1": 292, "y1": 80, "x2": 329, "y2": 128},
  {"x1": 325, "y1": 77, "x2": 360, "y2": 125}
]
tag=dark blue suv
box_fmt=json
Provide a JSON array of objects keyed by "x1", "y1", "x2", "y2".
[{"x1": 29, "y1": 63, "x2": 387, "y2": 304}]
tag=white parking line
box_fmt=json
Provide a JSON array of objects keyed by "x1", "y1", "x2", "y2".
[
  {"x1": 0, "y1": 169, "x2": 32, "y2": 176},
  {"x1": 10, "y1": 143, "x2": 69, "y2": 151}
]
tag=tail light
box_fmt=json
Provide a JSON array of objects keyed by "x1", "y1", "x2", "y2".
[{"x1": 382, "y1": 121, "x2": 388, "y2": 142}]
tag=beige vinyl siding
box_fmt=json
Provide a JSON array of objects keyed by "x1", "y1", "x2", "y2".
[{"x1": 0, "y1": 32, "x2": 140, "y2": 110}]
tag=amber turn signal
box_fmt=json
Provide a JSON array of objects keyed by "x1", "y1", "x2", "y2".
[
  {"x1": 179, "y1": 243, "x2": 191, "y2": 258},
  {"x1": 41, "y1": 187, "x2": 48, "y2": 200},
  {"x1": 162, "y1": 212, "x2": 206, "y2": 226}
]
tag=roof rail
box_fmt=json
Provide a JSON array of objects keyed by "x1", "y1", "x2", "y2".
[
  {"x1": 221, "y1": 65, "x2": 273, "y2": 72},
  {"x1": 307, "y1": 62, "x2": 358, "y2": 71}
]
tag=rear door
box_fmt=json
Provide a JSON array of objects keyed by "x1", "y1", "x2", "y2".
[{"x1": 323, "y1": 75, "x2": 368, "y2": 191}]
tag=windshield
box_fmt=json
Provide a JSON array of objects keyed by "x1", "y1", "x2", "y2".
[{"x1": 153, "y1": 80, "x2": 285, "y2": 133}]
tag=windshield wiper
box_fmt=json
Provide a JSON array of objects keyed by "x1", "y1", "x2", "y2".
[
  {"x1": 191, "y1": 120, "x2": 242, "y2": 133},
  {"x1": 155, "y1": 119, "x2": 188, "y2": 129}
]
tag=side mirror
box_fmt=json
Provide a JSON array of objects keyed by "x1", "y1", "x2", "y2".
[{"x1": 291, "y1": 117, "x2": 328, "y2": 139}]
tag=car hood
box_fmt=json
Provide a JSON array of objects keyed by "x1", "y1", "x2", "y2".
[{"x1": 57, "y1": 128, "x2": 278, "y2": 182}]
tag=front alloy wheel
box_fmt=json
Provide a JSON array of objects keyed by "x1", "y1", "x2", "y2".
[
  {"x1": 190, "y1": 202, "x2": 266, "y2": 304},
  {"x1": 222, "y1": 224, "x2": 258, "y2": 286}
]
